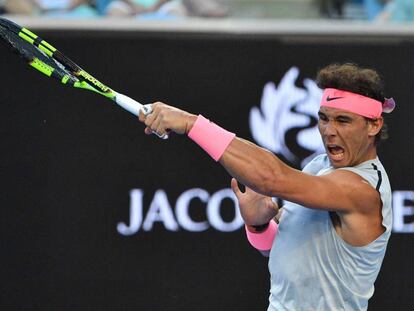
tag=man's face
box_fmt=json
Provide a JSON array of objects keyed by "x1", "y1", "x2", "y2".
[{"x1": 318, "y1": 106, "x2": 382, "y2": 168}]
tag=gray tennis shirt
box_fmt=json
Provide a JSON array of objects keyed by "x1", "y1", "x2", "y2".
[{"x1": 268, "y1": 154, "x2": 392, "y2": 311}]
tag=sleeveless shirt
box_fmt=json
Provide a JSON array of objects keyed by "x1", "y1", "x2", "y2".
[{"x1": 267, "y1": 154, "x2": 392, "y2": 311}]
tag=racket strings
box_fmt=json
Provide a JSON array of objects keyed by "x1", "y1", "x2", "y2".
[
  {"x1": 0, "y1": 28, "x2": 35, "y2": 61},
  {"x1": 0, "y1": 17, "x2": 113, "y2": 96},
  {"x1": 0, "y1": 23, "x2": 78, "y2": 84}
]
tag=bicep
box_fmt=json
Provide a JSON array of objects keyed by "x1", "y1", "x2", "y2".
[{"x1": 273, "y1": 170, "x2": 377, "y2": 213}]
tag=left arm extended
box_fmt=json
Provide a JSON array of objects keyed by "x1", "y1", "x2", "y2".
[{"x1": 138, "y1": 103, "x2": 378, "y2": 215}]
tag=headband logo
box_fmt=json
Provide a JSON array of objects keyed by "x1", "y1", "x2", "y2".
[{"x1": 326, "y1": 95, "x2": 343, "y2": 101}]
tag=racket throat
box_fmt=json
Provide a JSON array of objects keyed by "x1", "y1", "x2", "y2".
[{"x1": 74, "y1": 80, "x2": 115, "y2": 99}]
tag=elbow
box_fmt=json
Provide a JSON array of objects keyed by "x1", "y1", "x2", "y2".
[{"x1": 241, "y1": 148, "x2": 291, "y2": 196}]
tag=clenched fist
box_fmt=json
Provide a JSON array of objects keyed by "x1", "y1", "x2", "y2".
[{"x1": 138, "y1": 102, "x2": 197, "y2": 138}]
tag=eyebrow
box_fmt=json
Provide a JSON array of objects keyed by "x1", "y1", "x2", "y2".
[
  {"x1": 318, "y1": 111, "x2": 327, "y2": 118},
  {"x1": 335, "y1": 115, "x2": 353, "y2": 121},
  {"x1": 318, "y1": 111, "x2": 354, "y2": 121}
]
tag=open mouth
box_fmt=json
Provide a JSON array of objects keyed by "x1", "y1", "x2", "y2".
[{"x1": 327, "y1": 144, "x2": 345, "y2": 161}]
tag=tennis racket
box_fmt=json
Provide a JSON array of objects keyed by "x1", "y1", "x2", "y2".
[{"x1": 0, "y1": 17, "x2": 167, "y2": 139}]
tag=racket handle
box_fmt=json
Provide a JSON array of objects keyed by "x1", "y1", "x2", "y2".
[
  {"x1": 115, "y1": 93, "x2": 169, "y2": 139},
  {"x1": 115, "y1": 93, "x2": 142, "y2": 116}
]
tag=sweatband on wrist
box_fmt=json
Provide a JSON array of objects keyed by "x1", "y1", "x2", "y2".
[
  {"x1": 245, "y1": 220, "x2": 278, "y2": 251},
  {"x1": 188, "y1": 115, "x2": 236, "y2": 161}
]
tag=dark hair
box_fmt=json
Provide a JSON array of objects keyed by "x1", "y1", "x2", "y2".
[{"x1": 316, "y1": 63, "x2": 388, "y2": 144}]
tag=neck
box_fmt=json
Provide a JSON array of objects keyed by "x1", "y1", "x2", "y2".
[{"x1": 358, "y1": 143, "x2": 378, "y2": 165}]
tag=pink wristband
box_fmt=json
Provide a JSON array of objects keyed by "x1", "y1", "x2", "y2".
[
  {"x1": 188, "y1": 115, "x2": 236, "y2": 161},
  {"x1": 245, "y1": 220, "x2": 278, "y2": 251}
]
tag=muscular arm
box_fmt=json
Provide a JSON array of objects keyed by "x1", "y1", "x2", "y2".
[
  {"x1": 220, "y1": 137, "x2": 291, "y2": 197},
  {"x1": 139, "y1": 103, "x2": 379, "y2": 215},
  {"x1": 221, "y1": 137, "x2": 378, "y2": 214}
]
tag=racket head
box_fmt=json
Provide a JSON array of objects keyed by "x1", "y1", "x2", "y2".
[
  {"x1": 0, "y1": 18, "x2": 75, "y2": 82},
  {"x1": 0, "y1": 17, "x2": 115, "y2": 99},
  {"x1": 0, "y1": 18, "x2": 154, "y2": 136}
]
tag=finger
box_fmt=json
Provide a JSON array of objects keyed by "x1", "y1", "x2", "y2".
[
  {"x1": 151, "y1": 102, "x2": 162, "y2": 110},
  {"x1": 144, "y1": 127, "x2": 168, "y2": 139},
  {"x1": 138, "y1": 110, "x2": 146, "y2": 122},
  {"x1": 230, "y1": 178, "x2": 242, "y2": 198},
  {"x1": 141, "y1": 104, "x2": 153, "y2": 116},
  {"x1": 144, "y1": 111, "x2": 157, "y2": 128},
  {"x1": 139, "y1": 104, "x2": 153, "y2": 122},
  {"x1": 151, "y1": 115, "x2": 163, "y2": 133},
  {"x1": 155, "y1": 126, "x2": 168, "y2": 137},
  {"x1": 154, "y1": 116, "x2": 171, "y2": 137}
]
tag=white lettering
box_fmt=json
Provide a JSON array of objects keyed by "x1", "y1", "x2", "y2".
[
  {"x1": 117, "y1": 189, "x2": 143, "y2": 236},
  {"x1": 207, "y1": 189, "x2": 243, "y2": 232},
  {"x1": 118, "y1": 189, "x2": 414, "y2": 235},
  {"x1": 116, "y1": 188, "x2": 246, "y2": 234},
  {"x1": 176, "y1": 188, "x2": 210, "y2": 232},
  {"x1": 142, "y1": 190, "x2": 179, "y2": 231},
  {"x1": 393, "y1": 191, "x2": 414, "y2": 233}
]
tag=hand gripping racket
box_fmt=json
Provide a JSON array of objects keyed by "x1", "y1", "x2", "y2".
[{"x1": 0, "y1": 17, "x2": 167, "y2": 139}]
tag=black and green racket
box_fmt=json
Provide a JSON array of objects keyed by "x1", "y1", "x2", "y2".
[{"x1": 0, "y1": 17, "x2": 166, "y2": 137}]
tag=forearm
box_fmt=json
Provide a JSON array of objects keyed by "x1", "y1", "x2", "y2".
[
  {"x1": 185, "y1": 114, "x2": 291, "y2": 197},
  {"x1": 219, "y1": 137, "x2": 289, "y2": 196},
  {"x1": 140, "y1": 108, "x2": 291, "y2": 197}
]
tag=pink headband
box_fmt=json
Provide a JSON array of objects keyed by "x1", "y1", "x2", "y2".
[{"x1": 320, "y1": 88, "x2": 395, "y2": 119}]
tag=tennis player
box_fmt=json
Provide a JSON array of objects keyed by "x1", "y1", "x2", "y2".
[{"x1": 138, "y1": 63, "x2": 394, "y2": 311}]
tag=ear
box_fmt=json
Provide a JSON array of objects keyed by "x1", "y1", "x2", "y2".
[{"x1": 367, "y1": 117, "x2": 383, "y2": 137}]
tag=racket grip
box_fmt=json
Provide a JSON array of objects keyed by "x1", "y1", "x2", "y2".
[
  {"x1": 115, "y1": 93, "x2": 142, "y2": 116},
  {"x1": 115, "y1": 93, "x2": 168, "y2": 139}
]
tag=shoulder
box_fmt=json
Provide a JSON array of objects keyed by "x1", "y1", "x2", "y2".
[
  {"x1": 323, "y1": 165, "x2": 381, "y2": 214},
  {"x1": 337, "y1": 158, "x2": 387, "y2": 192}
]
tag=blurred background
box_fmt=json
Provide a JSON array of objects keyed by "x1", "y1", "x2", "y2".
[
  {"x1": 0, "y1": 1, "x2": 413, "y2": 311},
  {"x1": 0, "y1": 0, "x2": 412, "y2": 21}
]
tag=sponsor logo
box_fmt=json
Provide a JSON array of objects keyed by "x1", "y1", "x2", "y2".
[
  {"x1": 117, "y1": 188, "x2": 414, "y2": 235},
  {"x1": 79, "y1": 71, "x2": 109, "y2": 93},
  {"x1": 326, "y1": 96, "x2": 343, "y2": 101},
  {"x1": 117, "y1": 188, "x2": 243, "y2": 235},
  {"x1": 249, "y1": 67, "x2": 325, "y2": 168}
]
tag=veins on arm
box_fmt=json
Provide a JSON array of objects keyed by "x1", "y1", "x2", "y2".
[{"x1": 219, "y1": 137, "x2": 291, "y2": 196}]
